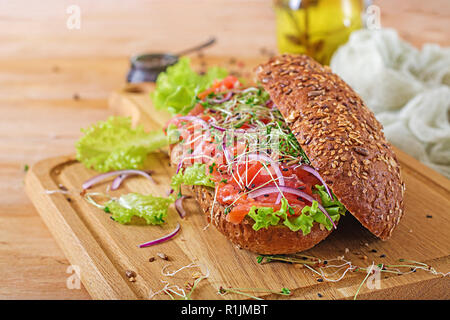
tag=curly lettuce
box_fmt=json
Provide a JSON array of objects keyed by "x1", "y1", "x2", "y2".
[
  {"x1": 76, "y1": 116, "x2": 168, "y2": 172},
  {"x1": 104, "y1": 193, "x2": 173, "y2": 225},
  {"x1": 312, "y1": 185, "x2": 346, "y2": 229},
  {"x1": 151, "y1": 57, "x2": 228, "y2": 115},
  {"x1": 247, "y1": 185, "x2": 346, "y2": 235},
  {"x1": 248, "y1": 198, "x2": 288, "y2": 230},
  {"x1": 171, "y1": 163, "x2": 215, "y2": 191}
]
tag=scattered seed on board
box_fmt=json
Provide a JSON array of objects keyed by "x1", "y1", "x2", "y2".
[
  {"x1": 125, "y1": 270, "x2": 137, "y2": 282},
  {"x1": 157, "y1": 252, "x2": 169, "y2": 260}
]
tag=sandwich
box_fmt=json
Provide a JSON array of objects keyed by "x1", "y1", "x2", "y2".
[{"x1": 165, "y1": 54, "x2": 405, "y2": 254}]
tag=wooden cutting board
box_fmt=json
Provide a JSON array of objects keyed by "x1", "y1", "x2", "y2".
[{"x1": 25, "y1": 57, "x2": 450, "y2": 300}]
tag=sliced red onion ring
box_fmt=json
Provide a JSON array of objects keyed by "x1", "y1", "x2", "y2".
[
  {"x1": 175, "y1": 160, "x2": 183, "y2": 174},
  {"x1": 241, "y1": 87, "x2": 259, "y2": 94},
  {"x1": 248, "y1": 186, "x2": 336, "y2": 229},
  {"x1": 210, "y1": 123, "x2": 226, "y2": 132},
  {"x1": 175, "y1": 196, "x2": 191, "y2": 218},
  {"x1": 138, "y1": 223, "x2": 181, "y2": 248},
  {"x1": 110, "y1": 170, "x2": 154, "y2": 190},
  {"x1": 245, "y1": 153, "x2": 285, "y2": 204},
  {"x1": 210, "y1": 91, "x2": 233, "y2": 104},
  {"x1": 111, "y1": 174, "x2": 127, "y2": 190},
  {"x1": 297, "y1": 165, "x2": 333, "y2": 200},
  {"x1": 82, "y1": 170, "x2": 154, "y2": 190}
]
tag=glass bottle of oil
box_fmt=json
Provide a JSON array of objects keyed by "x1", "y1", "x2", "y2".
[{"x1": 274, "y1": 0, "x2": 365, "y2": 65}]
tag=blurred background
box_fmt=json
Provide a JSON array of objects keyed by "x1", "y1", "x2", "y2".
[
  {"x1": 1, "y1": 0, "x2": 448, "y2": 59},
  {"x1": 0, "y1": 0, "x2": 448, "y2": 299}
]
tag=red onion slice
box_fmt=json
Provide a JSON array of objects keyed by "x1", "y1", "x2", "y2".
[
  {"x1": 210, "y1": 91, "x2": 233, "y2": 104},
  {"x1": 110, "y1": 170, "x2": 154, "y2": 190},
  {"x1": 210, "y1": 123, "x2": 226, "y2": 132},
  {"x1": 175, "y1": 196, "x2": 191, "y2": 218},
  {"x1": 82, "y1": 170, "x2": 154, "y2": 190},
  {"x1": 297, "y1": 165, "x2": 333, "y2": 200},
  {"x1": 138, "y1": 223, "x2": 181, "y2": 248},
  {"x1": 175, "y1": 160, "x2": 183, "y2": 174},
  {"x1": 111, "y1": 174, "x2": 126, "y2": 190},
  {"x1": 248, "y1": 186, "x2": 336, "y2": 229}
]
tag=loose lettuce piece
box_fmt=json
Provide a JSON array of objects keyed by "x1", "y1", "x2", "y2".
[
  {"x1": 170, "y1": 163, "x2": 215, "y2": 191},
  {"x1": 151, "y1": 57, "x2": 228, "y2": 115},
  {"x1": 76, "y1": 116, "x2": 168, "y2": 172},
  {"x1": 105, "y1": 193, "x2": 173, "y2": 225},
  {"x1": 248, "y1": 185, "x2": 346, "y2": 235},
  {"x1": 313, "y1": 184, "x2": 346, "y2": 230}
]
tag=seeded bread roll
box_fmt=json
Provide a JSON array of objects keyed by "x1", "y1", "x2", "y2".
[
  {"x1": 191, "y1": 185, "x2": 333, "y2": 254},
  {"x1": 255, "y1": 54, "x2": 405, "y2": 240},
  {"x1": 170, "y1": 144, "x2": 334, "y2": 254}
]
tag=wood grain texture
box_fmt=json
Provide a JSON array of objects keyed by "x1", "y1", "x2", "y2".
[
  {"x1": 2, "y1": 0, "x2": 449, "y2": 300},
  {"x1": 25, "y1": 58, "x2": 450, "y2": 299},
  {"x1": 0, "y1": 0, "x2": 448, "y2": 60},
  {"x1": 24, "y1": 153, "x2": 450, "y2": 300}
]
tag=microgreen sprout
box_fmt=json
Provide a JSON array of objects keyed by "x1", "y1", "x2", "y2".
[
  {"x1": 217, "y1": 286, "x2": 292, "y2": 300},
  {"x1": 256, "y1": 254, "x2": 449, "y2": 300}
]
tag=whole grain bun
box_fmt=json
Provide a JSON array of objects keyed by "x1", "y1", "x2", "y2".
[
  {"x1": 169, "y1": 144, "x2": 333, "y2": 254},
  {"x1": 191, "y1": 185, "x2": 333, "y2": 254},
  {"x1": 255, "y1": 54, "x2": 405, "y2": 240}
]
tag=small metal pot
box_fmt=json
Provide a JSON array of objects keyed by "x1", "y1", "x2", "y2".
[{"x1": 127, "y1": 53, "x2": 179, "y2": 83}]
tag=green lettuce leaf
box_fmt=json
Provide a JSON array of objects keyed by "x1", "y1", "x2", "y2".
[
  {"x1": 151, "y1": 57, "x2": 228, "y2": 115},
  {"x1": 248, "y1": 198, "x2": 291, "y2": 231},
  {"x1": 248, "y1": 198, "x2": 314, "y2": 235},
  {"x1": 247, "y1": 185, "x2": 346, "y2": 235},
  {"x1": 248, "y1": 203, "x2": 283, "y2": 230},
  {"x1": 281, "y1": 202, "x2": 315, "y2": 234},
  {"x1": 313, "y1": 184, "x2": 346, "y2": 230},
  {"x1": 105, "y1": 193, "x2": 173, "y2": 225},
  {"x1": 166, "y1": 123, "x2": 181, "y2": 144},
  {"x1": 170, "y1": 163, "x2": 215, "y2": 191},
  {"x1": 76, "y1": 116, "x2": 168, "y2": 172}
]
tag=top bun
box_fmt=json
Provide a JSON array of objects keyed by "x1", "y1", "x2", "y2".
[{"x1": 256, "y1": 54, "x2": 405, "y2": 240}]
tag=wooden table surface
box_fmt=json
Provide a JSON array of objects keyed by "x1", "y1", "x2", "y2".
[{"x1": 0, "y1": 0, "x2": 448, "y2": 299}]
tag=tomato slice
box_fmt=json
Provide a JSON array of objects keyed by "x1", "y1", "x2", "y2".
[
  {"x1": 189, "y1": 103, "x2": 204, "y2": 116},
  {"x1": 198, "y1": 75, "x2": 241, "y2": 100}
]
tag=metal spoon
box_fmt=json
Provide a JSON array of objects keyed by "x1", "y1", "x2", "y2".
[
  {"x1": 175, "y1": 37, "x2": 216, "y2": 56},
  {"x1": 127, "y1": 37, "x2": 216, "y2": 83}
]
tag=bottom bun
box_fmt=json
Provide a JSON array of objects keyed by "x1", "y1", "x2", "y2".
[{"x1": 191, "y1": 185, "x2": 334, "y2": 254}]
